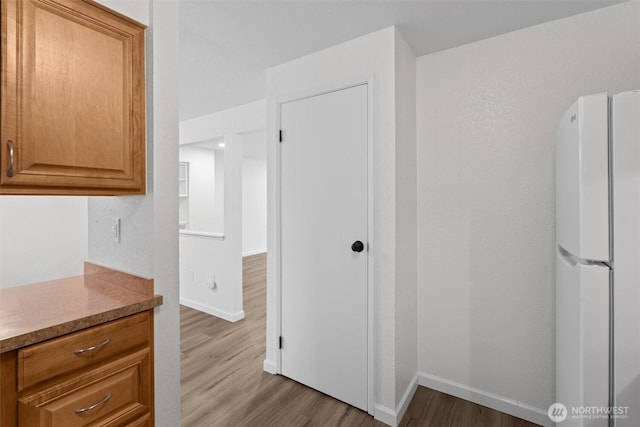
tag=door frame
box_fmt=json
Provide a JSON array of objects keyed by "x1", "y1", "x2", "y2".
[{"x1": 273, "y1": 77, "x2": 375, "y2": 415}]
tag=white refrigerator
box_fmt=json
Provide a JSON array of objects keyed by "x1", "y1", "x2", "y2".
[{"x1": 556, "y1": 90, "x2": 640, "y2": 427}]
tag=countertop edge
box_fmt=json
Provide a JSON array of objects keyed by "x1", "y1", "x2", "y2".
[{"x1": 0, "y1": 295, "x2": 163, "y2": 354}]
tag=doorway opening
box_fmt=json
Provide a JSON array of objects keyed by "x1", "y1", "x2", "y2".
[{"x1": 178, "y1": 128, "x2": 266, "y2": 320}]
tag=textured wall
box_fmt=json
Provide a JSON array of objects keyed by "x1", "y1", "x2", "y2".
[
  {"x1": 88, "y1": 195, "x2": 154, "y2": 277},
  {"x1": 88, "y1": 1, "x2": 181, "y2": 425},
  {"x1": 416, "y1": 1, "x2": 640, "y2": 411}
]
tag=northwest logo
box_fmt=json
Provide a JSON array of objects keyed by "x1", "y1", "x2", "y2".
[{"x1": 548, "y1": 403, "x2": 568, "y2": 422}]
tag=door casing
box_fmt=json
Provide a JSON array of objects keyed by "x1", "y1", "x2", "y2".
[{"x1": 273, "y1": 78, "x2": 375, "y2": 414}]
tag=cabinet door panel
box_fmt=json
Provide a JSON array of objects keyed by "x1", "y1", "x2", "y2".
[
  {"x1": 25, "y1": 2, "x2": 128, "y2": 172},
  {"x1": 1, "y1": 0, "x2": 145, "y2": 195}
]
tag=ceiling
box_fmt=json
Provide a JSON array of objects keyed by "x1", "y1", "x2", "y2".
[{"x1": 179, "y1": 0, "x2": 624, "y2": 121}]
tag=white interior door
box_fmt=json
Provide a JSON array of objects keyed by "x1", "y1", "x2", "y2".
[{"x1": 280, "y1": 84, "x2": 368, "y2": 411}]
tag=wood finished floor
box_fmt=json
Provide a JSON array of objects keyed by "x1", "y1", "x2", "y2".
[{"x1": 181, "y1": 253, "x2": 540, "y2": 427}]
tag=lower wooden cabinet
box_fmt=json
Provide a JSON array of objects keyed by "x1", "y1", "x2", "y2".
[
  {"x1": 0, "y1": 312, "x2": 154, "y2": 426},
  {"x1": 126, "y1": 413, "x2": 151, "y2": 427}
]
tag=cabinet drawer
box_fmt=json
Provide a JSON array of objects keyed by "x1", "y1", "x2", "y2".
[
  {"x1": 18, "y1": 349, "x2": 149, "y2": 427},
  {"x1": 18, "y1": 312, "x2": 150, "y2": 390},
  {"x1": 127, "y1": 413, "x2": 151, "y2": 426}
]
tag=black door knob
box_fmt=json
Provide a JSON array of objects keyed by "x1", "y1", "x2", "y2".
[{"x1": 351, "y1": 241, "x2": 364, "y2": 253}]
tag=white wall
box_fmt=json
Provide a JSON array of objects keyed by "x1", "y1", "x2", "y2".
[
  {"x1": 88, "y1": 195, "x2": 154, "y2": 276},
  {"x1": 88, "y1": 1, "x2": 181, "y2": 426},
  {"x1": 178, "y1": 101, "x2": 265, "y2": 321},
  {"x1": 148, "y1": 2, "x2": 181, "y2": 422},
  {"x1": 90, "y1": 0, "x2": 149, "y2": 26},
  {"x1": 0, "y1": 197, "x2": 88, "y2": 288},
  {"x1": 265, "y1": 27, "x2": 417, "y2": 424},
  {"x1": 180, "y1": 134, "x2": 244, "y2": 322},
  {"x1": 179, "y1": 146, "x2": 223, "y2": 233},
  {"x1": 393, "y1": 28, "x2": 417, "y2": 414},
  {"x1": 180, "y1": 100, "x2": 266, "y2": 144},
  {"x1": 242, "y1": 157, "x2": 267, "y2": 256},
  {"x1": 214, "y1": 151, "x2": 225, "y2": 233},
  {"x1": 416, "y1": 0, "x2": 640, "y2": 417},
  {"x1": 179, "y1": 230, "x2": 243, "y2": 321}
]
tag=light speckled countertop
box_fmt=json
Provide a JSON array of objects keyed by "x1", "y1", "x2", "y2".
[{"x1": 0, "y1": 262, "x2": 162, "y2": 353}]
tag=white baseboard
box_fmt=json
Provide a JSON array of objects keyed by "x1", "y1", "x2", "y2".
[
  {"x1": 418, "y1": 372, "x2": 551, "y2": 427},
  {"x1": 374, "y1": 405, "x2": 396, "y2": 426},
  {"x1": 373, "y1": 374, "x2": 419, "y2": 427},
  {"x1": 243, "y1": 249, "x2": 267, "y2": 257},
  {"x1": 263, "y1": 359, "x2": 277, "y2": 374},
  {"x1": 396, "y1": 373, "x2": 419, "y2": 424},
  {"x1": 180, "y1": 298, "x2": 245, "y2": 323}
]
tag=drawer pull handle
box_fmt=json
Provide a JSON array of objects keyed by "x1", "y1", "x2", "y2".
[
  {"x1": 73, "y1": 338, "x2": 111, "y2": 354},
  {"x1": 74, "y1": 393, "x2": 112, "y2": 414}
]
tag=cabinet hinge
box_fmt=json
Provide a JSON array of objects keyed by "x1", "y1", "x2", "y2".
[
  {"x1": 279, "y1": 336, "x2": 283, "y2": 349},
  {"x1": 279, "y1": 130, "x2": 283, "y2": 142}
]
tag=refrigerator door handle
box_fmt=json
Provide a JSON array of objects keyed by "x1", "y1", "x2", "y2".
[
  {"x1": 558, "y1": 244, "x2": 611, "y2": 268},
  {"x1": 557, "y1": 245, "x2": 579, "y2": 266}
]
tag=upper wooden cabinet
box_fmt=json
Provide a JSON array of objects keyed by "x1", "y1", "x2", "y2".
[{"x1": 0, "y1": 0, "x2": 146, "y2": 195}]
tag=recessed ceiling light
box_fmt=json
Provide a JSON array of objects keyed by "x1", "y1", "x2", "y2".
[{"x1": 218, "y1": 143, "x2": 225, "y2": 148}]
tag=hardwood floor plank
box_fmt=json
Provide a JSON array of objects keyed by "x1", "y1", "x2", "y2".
[
  {"x1": 397, "y1": 386, "x2": 540, "y2": 427},
  {"x1": 181, "y1": 252, "x2": 540, "y2": 427}
]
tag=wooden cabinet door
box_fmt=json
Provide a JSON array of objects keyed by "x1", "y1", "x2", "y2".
[{"x1": 0, "y1": 0, "x2": 146, "y2": 195}]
